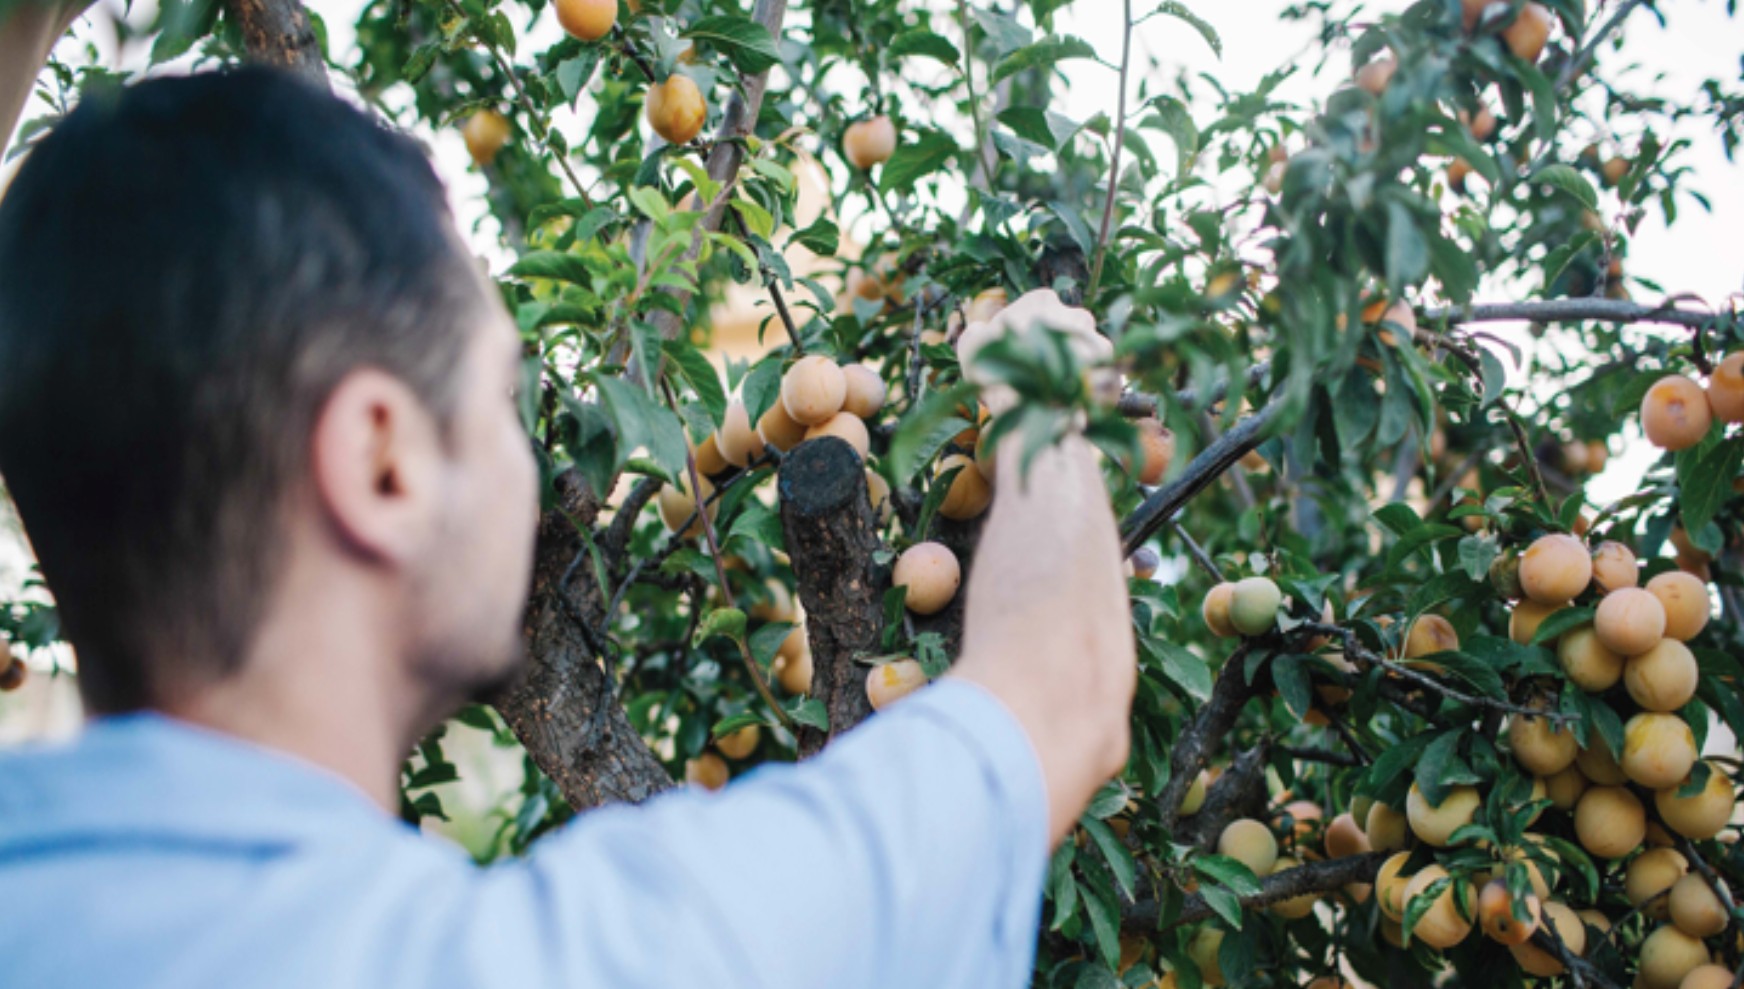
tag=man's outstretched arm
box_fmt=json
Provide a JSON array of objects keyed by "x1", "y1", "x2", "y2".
[{"x1": 0, "y1": 1, "x2": 83, "y2": 152}]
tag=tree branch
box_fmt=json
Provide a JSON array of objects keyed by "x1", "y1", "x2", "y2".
[
  {"x1": 777, "y1": 437, "x2": 888, "y2": 755},
  {"x1": 224, "y1": 0, "x2": 326, "y2": 84},
  {"x1": 1086, "y1": 0, "x2": 1132, "y2": 299},
  {"x1": 1155, "y1": 645, "x2": 1259, "y2": 835},
  {"x1": 1121, "y1": 398, "x2": 1284, "y2": 556},
  {"x1": 1424, "y1": 297, "x2": 1725, "y2": 332}
]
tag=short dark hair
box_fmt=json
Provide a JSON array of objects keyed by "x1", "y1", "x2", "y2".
[{"x1": 0, "y1": 68, "x2": 481, "y2": 713}]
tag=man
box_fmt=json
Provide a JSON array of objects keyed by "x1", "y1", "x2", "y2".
[{"x1": 0, "y1": 30, "x2": 1135, "y2": 989}]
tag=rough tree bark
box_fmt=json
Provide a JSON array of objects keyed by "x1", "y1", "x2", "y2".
[
  {"x1": 777, "y1": 438, "x2": 887, "y2": 756},
  {"x1": 491, "y1": 469, "x2": 674, "y2": 809},
  {"x1": 224, "y1": 0, "x2": 327, "y2": 85}
]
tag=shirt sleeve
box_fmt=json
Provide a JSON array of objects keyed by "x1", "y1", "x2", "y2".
[{"x1": 477, "y1": 678, "x2": 1050, "y2": 989}]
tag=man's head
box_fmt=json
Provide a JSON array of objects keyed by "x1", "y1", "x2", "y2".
[{"x1": 0, "y1": 69, "x2": 539, "y2": 715}]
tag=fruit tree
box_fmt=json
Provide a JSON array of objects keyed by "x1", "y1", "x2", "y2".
[{"x1": 5, "y1": 0, "x2": 1744, "y2": 986}]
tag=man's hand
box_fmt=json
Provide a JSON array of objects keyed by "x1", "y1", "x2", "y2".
[
  {"x1": 947, "y1": 288, "x2": 1137, "y2": 848},
  {"x1": 954, "y1": 288, "x2": 1117, "y2": 416}
]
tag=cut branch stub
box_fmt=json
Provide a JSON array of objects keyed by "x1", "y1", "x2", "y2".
[
  {"x1": 223, "y1": 0, "x2": 328, "y2": 84},
  {"x1": 491, "y1": 469, "x2": 675, "y2": 810},
  {"x1": 778, "y1": 437, "x2": 887, "y2": 757}
]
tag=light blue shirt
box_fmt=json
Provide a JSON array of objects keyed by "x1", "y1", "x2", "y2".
[{"x1": 0, "y1": 680, "x2": 1048, "y2": 988}]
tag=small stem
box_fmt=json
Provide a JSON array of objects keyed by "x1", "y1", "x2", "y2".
[
  {"x1": 1087, "y1": 0, "x2": 1133, "y2": 300},
  {"x1": 955, "y1": 0, "x2": 995, "y2": 190},
  {"x1": 1169, "y1": 521, "x2": 1224, "y2": 583}
]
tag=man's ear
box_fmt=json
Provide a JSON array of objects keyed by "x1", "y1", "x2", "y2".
[{"x1": 308, "y1": 368, "x2": 444, "y2": 564}]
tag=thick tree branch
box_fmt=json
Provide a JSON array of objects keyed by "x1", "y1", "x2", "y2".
[
  {"x1": 224, "y1": 0, "x2": 327, "y2": 84},
  {"x1": 1155, "y1": 645, "x2": 1259, "y2": 835},
  {"x1": 777, "y1": 438, "x2": 888, "y2": 755},
  {"x1": 1177, "y1": 742, "x2": 1272, "y2": 852},
  {"x1": 1424, "y1": 297, "x2": 1724, "y2": 332},
  {"x1": 1121, "y1": 398, "x2": 1284, "y2": 556},
  {"x1": 492, "y1": 469, "x2": 675, "y2": 810}
]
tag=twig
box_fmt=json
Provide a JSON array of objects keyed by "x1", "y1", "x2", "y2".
[
  {"x1": 1086, "y1": 0, "x2": 1133, "y2": 300},
  {"x1": 1300, "y1": 622, "x2": 1579, "y2": 724},
  {"x1": 1276, "y1": 744, "x2": 1361, "y2": 767},
  {"x1": 1122, "y1": 852, "x2": 1390, "y2": 931},
  {"x1": 661, "y1": 380, "x2": 792, "y2": 730},
  {"x1": 1559, "y1": 0, "x2": 1651, "y2": 89},
  {"x1": 1115, "y1": 361, "x2": 1272, "y2": 419},
  {"x1": 955, "y1": 0, "x2": 995, "y2": 190},
  {"x1": 1170, "y1": 521, "x2": 1224, "y2": 583},
  {"x1": 604, "y1": 477, "x2": 664, "y2": 553}
]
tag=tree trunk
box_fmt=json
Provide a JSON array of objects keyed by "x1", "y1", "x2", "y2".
[{"x1": 492, "y1": 469, "x2": 674, "y2": 809}]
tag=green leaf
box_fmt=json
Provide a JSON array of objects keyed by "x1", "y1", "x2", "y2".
[
  {"x1": 1374, "y1": 502, "x2": 1424, "y2": 536},
  {"x1": 662, "y1": 339, "x2": 728, "y2": 428},
  {"x1": 748, "y1": 621, "x2": 796, "y2": 671},
  {"x1": 730, "y1": 197, "x2": 776, "y2": 241},
  {"x1": 1081, "y1": 818, "x2": 1138, "y2": 900},
  {"x1": 1414, "y1": 730, "x2": 1464, "y2": 805},
  {"x1": 694, "y1": 607, "x2": 747, "y2": 646},
  {"x1": 593, "y1": 375, "x2": 690, "y2": 480},
  {"x1": 784, "y1": 695, "x2": 830, "y2": 730},
  {"x1": 682, "y1": 16, "x2": 781, "y2": 74},
  {"x1": 741, "y1": 355, "x2": 787, "y2": 422},
  {"x1": 151, "y1": 0, "x2": 219, "y2": 65},
  {"x1": 886, "y1": 384, "x2": 978, "y2": 483},
  {"x1": 1533, "y1": 163, "x2": 1599, "y2": 210},
  {"x1": 1143, "y1": 639, "x2": 1213, "y2": 703},
  {"x1": 1198, "y1": 884, "x2": 1243, "y2": 929},
  {"x1": 1529, "y1": 606, "x2": 1593, "y2": 646},
  {"x1": 792, "y1": 218, "x2": 840, "y2": 256},
  {"x1": 879, "y1": 131, "x2": 960, "y2": 195},
  {"x1": 992, "y1": 34, "x2": 1099, "y2": 84},
  {"x1": 1677, "y1": 437, "x2": 1744, "y2": 537},
  {"x1": 1149, "y1": 1, "x2": 1222, "y2": 57},
  {"x1": 888, "y1": 28, "x2": 961, "y2": 64},
  {"x1": 508, "y1": 251, "x2": 593, "y2": 283},
  {"x1": 1080, "y1": 876, "x2": 1123, "y2": 968},
  {"x1": 1144, "y1": 95, "x2": 1199, "y2": 176},
  {"x1": 1272, "y1": 654, "x2": 1313, "y2": 719},
  {"x1": 1193, "y1": 855, "x2": 1262, "y2": 896},
  {"x1": 1457, "y1": 535, "x2": 1499, "y2": 581},
  {"x1": 711, "y1": 712, "x2": 766, "y2": 739},
  {"x1": 1384, "y1": 200, "x2": 1429, "y2": 289}
]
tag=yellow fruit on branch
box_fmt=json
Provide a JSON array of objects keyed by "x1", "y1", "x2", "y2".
[
  {"x1": 1407, "y1": 782, "x2": 1481, "y2": 847},
  {"x1": 554, "y1": 0, "x2": 616, "y2": 41},
  {"x1": 646, "y1": 74, "x2": 707, "y2": 145},
  {"x1": 1202, "y1": 582, "x2": 1238, "y2": 638},
  {"x1": 716, "y1": 724, "x2": 760, "y2": 760},
  {"x1": 1656, "y1": 763, "x2": 1736, "y2": 840},
  {"x1": 935, "y1": 454, "x2": 993, "y2": 520},
  {"x1": 781, "y1": 355, "x2": 848, "y2": 425},
  {"x1": 1624, "y1": 638, "x2": 1700, "y2": 712},
  {"x1": 1647, "y1": 571, "x2": 1711, "y2": 642},
  {"x1": 1519, "y1": 533, "x2": 1592, "y2": 605},
  {"x1": 1623, "y1": 713, "x2": 1699, "y2": 790},
  {"x1": 1402, "y1": 865, "x2": 1474, "y2": 949},
  {"x1": 1668, "y1": 873, "x2": 1728, "y2": 938},
  {"x1": 757, "y1": 398, "x2": 809, "y2": 452},
  {"x1": 1509, "y1": 599, "x2": 1563, "y2": 645},
  {"x1": 1477, "y1": 878, "x2": 1540, "y2": 945},
  {"x1": 461, "y1": 110, "x2": 512, "y2": 167},
  {"x1": 1508, "y1": 901, "x2": 1585, "y2": 976},
  {"x1": 1638, "y1": 924, "x2": 1712, "y2": 989},
  {"x1": 1509, "y1": 710, "x2": 1579, "y2": 776},
  {"x1": 1594, "y1": 586, "x2": 1668, "y2": 656},
  {"x1": 1707, "y1": 352, "x2": 1744, "y2": 423},
  {"x1": 1217, "y1": 818, "x2": 1279, "y2": 877},
  {"x1": 1188, "y1": 927, "x2": 1225, "y2": 987},
  {"x1": 1575, "y1": 785, "x2": 1646, "y2": 858},
  {"x1": 1590, "y1": 540, "x2": 1640, "y2": 594},
  {"x1": 1355, "y1": 55, "x2": 1398, "y2": 96},
  {"x1": 866, "y1": 658, "x2": 927, "y2": 710},
  {"x1": 657, "y1": 472, "x2": 716, "y2": 538},
  {"x1": 840, "y1": 364, "x2": 887, "y2": 419},
  {"x1": 892, "y1": 542, "x2": 961, "y2": 616},
  {"x1": 1625, "y1": 847, "x2": 1688, "y2": 920},
  {"x1": 1576, "y1": 739, "x2": 1628, "y2": 786},
  {"x1": 1133, "y1": 418, "x2": 1177, "y2": 486},
  {"x1": 1228, "y1": 576, "x2": 1282, "y2": 637},
  {"x1": 1404, "y1": 614, "x2": 1459, "y2": 660},
  {"x1": 1641, "y1": 376, "x2": 1714, "y2": 452},
  {"x1": 1376, "y1": 851, "x2": 1413, "y2": 920},
  {"x1": 1501, "y1": 2, "x2": 1553, "y2": 63},
  {"x1": 843, "y1": 115, "x2": 897, "y2": 169},
  {"x1": 1366, "y1": 801, "x2": 1410, "y2": 853},
  {"x1": 1679, "y1": 965, "x2": 1739, "y2": 989},
  {"x1": 717, "y1": 399, "x2": 761, "y2": 468},
  {"x1": 685, "y1": 752, "x2": 729, "y2": 790},
  {"x1": 1269, "y1": 857, "x2": 1320, "y2": 919},
  {"x1": 804, "y1": 411, "x2": 871, "y2": 459},
  {"x1": 1324, "y1": 812, "x2": 1370, "y2": 859},
  {"x1": 1558, "y1": 625, "x2": 1625, "y2": 692}
]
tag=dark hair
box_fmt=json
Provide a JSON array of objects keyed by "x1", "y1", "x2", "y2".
[{"x1": 0, "y1": 68, "x2": 481, "y2": 713}]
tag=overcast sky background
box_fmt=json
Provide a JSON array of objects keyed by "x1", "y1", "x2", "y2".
[{"x1": 2, "y1": 0, "x2": 1740, "y2": 622}]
